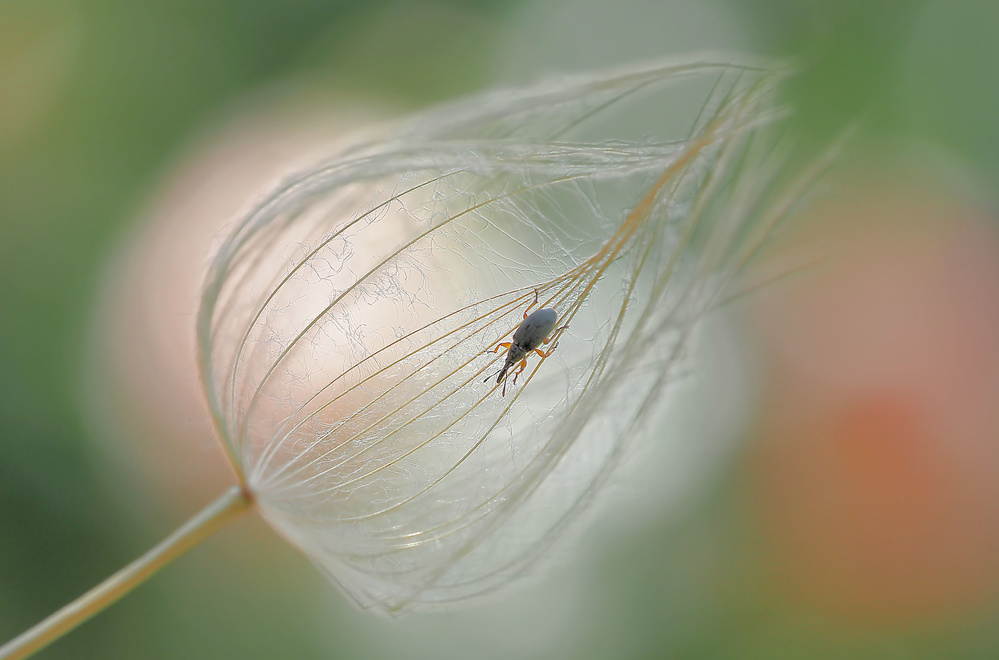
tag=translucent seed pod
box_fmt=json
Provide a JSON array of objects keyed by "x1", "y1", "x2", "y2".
[{"x1": 197, "y1": 57, "x2": 801, "y2": 613}]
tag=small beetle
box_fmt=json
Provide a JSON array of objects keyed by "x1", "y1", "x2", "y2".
[{"x1": 486, "y1": 291, "x2": 565, "y2": 396}]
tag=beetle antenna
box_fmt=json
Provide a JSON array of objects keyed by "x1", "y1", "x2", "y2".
[{"x1": 484, "y1": 366, "x2": 507, "y2": 384}]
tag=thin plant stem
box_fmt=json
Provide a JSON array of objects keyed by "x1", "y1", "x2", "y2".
[{"x1": 0, "y1": 485, "x2": 254, "y2": 660}]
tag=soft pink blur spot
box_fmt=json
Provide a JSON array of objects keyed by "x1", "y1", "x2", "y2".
[
  {"x1": 88, "y1": 93, "x2": 388, "y2": 509},
  {"x1": 749, "y1": 174, "x2": 999, "y2": 626}
]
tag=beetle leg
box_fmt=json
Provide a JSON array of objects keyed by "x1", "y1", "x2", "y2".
[
  {"x1": 538, "y1": 325, "x2": 568, "y2": 357},
  {"x1": 511, "y1": 357, "x2": 529, "y2": 385},
  {"x1": 522, "y1": 289, "x2": 540, "y2": 319},
  {"x1": 542, "y1": 325, "x2": 569, "y2": 344},
  {"x1": 492, "y1": 341, "x2": 512, "y2": 354}
]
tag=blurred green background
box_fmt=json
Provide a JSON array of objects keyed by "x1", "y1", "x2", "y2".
[{"x1": 3, "y1": 0, "x2": 999, "y2": 658}]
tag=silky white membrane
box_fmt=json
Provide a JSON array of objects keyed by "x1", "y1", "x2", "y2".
[{"x1": 198, "y1": 58, "x2": 791, "y2": 612}]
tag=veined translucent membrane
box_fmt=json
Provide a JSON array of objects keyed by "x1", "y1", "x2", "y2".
[{"x1": 198, "y1": 58, "x2": 800, "y2": 612}]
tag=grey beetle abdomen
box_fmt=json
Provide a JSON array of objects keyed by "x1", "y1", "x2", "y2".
[{"x1": 513, "y1": 308, "x2": 558, "y2": 352}]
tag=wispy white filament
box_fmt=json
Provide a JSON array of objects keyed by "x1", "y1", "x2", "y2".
[{"x1": 197, "y1": 57, "x2": 796, "y2": 612}]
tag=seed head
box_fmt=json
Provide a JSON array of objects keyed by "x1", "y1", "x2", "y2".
[{"x1": 197, "y1": 57, "x2": 801, "y2": 612}]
